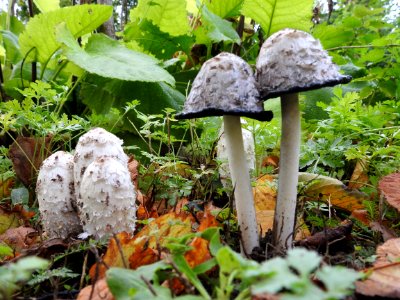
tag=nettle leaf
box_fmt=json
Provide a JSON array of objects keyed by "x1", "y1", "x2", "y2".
[
  {"x1": 241, "y1": 0, "x2": 313, "y2": 37},
  {"x1": 124, "y1": 20, "x2": 194, "y2": 60},
  {"x1": 197, "y1": 2, "x2": 240, "y2": 44},
  {"x1": 286, "y1": 248, "x2": 321, "y2": 277},
  {"x1": 129, "y1": 0, "x2": 190, "y2": 37},
  {"x1": 205, "y1": 0, "x2": 243, "y2": 18},
  {"x1": 57, "y1": 25, "x2": 175, "y2": 85},
  {"x1": 19, "y1": 4, "x2": 112, "y2": 64}
]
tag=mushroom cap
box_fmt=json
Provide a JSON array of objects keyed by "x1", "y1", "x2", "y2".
[
  {"x1": 175, "y1": 52, "x2": 273, "y2": 121},
  {"x1": 36, "y1": 151, "x2": 82, "y2": 239},
  {"x1": 74, "y1": 127, "x2": 128, "y2": 206},
  {"x1": 79, "y1": 156, "x2": 137, "y2": 239},
  {"x1": 256, "y1": 29, "x2": 352, "y2": 99}
]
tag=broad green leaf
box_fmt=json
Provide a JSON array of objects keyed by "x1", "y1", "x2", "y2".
[
  {"x1": 316, "y1": 266, "x2": 362, "y2": 298},
  {"x1": 1, "y1": 30, "x2": 22, "y2": 64},
  {"x1": 19, "y1": 4, "x2": 112, "y2": 64},
  {"x1": 129, "y1": 0, "x2": 190, "y2": 36},
  {"x1": 241, "y1": 0, "x2": 313, "y2": 37},
  {"x1": 216, "y1": 246, "x2": 257, "y2": 274},
  {"x1": 107, "y1": 263, "x2": 172, "y2": 300},
  {"x1": 198, "y1": 2, "x2": 240, "y2": 44},
  {"x1": 313, "y1": 24, "x2": 354, "y2": 49},
  {"x1": 0, "y1": 12, "x2": 25, "y2": 35},
  {"x1": 124, "y1": 20, "x2": 194, "y2": 60},
  {"x1": 33, "y1": 0, "x2": 60, "y2": 12},
  {"x1": 57, "y1": 25, "x2": 175, "y2": 85},
  {"x1": 286, "y1": 248, "x2": 321, "y2": 277},
  {"x1": 205, "y1": 0, "x2": 243, "y2": 18}
]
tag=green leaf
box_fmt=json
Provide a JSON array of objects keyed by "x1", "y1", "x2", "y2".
[
  {"x1": 33, "y1": 0, "x2": 60, "y2": 13},
  {"x1": 286, "y1": 248, "x2": 321, "y2": 277},
  {"x1": 56, "y1": 25, "x2": 175, "y2": 85},
  {"x1": 216, "y1": 246, "x2": 257, "y2": 274},
  {"x1": 316, "y1": 266, "x2": 362, "y2": 298},
  {"x1": 313, "y1": 24, "x2": 354, "y2": 49},
  {"x1": 0, "y1": 12, "x2": 25, "y2": 35},
  {"x1": 129, "y1": 0, "x2": 190, "y2": 36},
  {"x1": 107, "y1": 263, "x2": 172, "y2": 300},
  {"x1": 124, "y1": 20, "x2": 194, "y2": 60},
  {"x1": 1, "y1": 30, "x2": 22, "y2": 64},
  {"x1": 19, "y1": 4, "x2": 112, "y2": 64},
  {"x1": 198, "y1": 2, "x2": 240, "y2": 44},
  {"x1": 241, "y1": 0, "x2": 313, "y2": 37},
  {"x1": 205, "y1": 0, "x2": 243, "y2": 18}
]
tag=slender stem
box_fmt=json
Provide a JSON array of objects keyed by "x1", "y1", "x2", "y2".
[
  {"x1": 223, "y1": 115, "x2": 259, "y2": 255},
  {"x1": 328, "y1": 44, "x2": 400, "y2": 51},
  {"x1": 273, "y1": 93, "x2": 300, "y2": 251}
]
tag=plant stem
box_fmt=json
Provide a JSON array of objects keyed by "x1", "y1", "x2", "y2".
[
  {"x1": 273, "y1": 93, "x2": 300, "y2": 251},
  {"x1": 223, "y1": 115, "x2": 259, "y2": 255}
]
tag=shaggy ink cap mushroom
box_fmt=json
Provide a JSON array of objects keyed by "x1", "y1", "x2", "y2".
[
  {"x1": 176, "y1": 52, "x2": 270, "y2": 254},
  {"x1": 175, "y1": 52, "x2": 272, "y2": 122},
  {"x1": 256, "y1": 28, "x2": 351, "y2": 99},
  {"x1": 255, "y1": 28, "x2": 352, "y2": 252}
]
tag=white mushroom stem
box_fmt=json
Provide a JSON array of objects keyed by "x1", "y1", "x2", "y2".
[
  {"x1": 273, "y1": 93, "x2": 300, "y2": 251},
  {"x1": 223, "y1": 115, "x2": 259, "y2": 254}
]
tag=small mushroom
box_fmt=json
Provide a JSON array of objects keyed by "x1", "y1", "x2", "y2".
[
  {"x1": 217, "y1": 123, "x2": 255, "y2": 190},
  {"x1": 74, "y1": 127, "x2": 128, "y2": 209},
  {"x1": 36, "y1": 151, "x2": 82, "y2": 239},
  {"x1": 79, "y1": 156, "x2": 137, "y2": 239},
  {"x1": 176, "y1": 52, "x2": 273, "y2": 254},
  {"x1": 256, "y1": 29, "x2": 351, "y2": 251}
]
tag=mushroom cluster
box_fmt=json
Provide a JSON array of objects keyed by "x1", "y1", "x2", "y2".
[{"x1": 36, "y1": 128, "x2": 137, "y2": 240}]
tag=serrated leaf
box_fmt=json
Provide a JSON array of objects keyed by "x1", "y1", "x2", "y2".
[
  {"x1": 19, "y1": 4, "x2": 112, "y2": 64},
  {"x1": 317, "y1": 265, "x2": 361, "y2": 298},
  {"x1": 205, "y1": 0, "x2": 243, "y2": 18},
  {"x1": 124, "y1": 20, "x2": 194, "y2": 59},
  {"x1": 56, "y1": 25, "x2": 175, "y2": 85},
  {"x1": 199, "y1": 2, "x2": 240, "y2": 44},
  {"x1": 286, "y1": 248, "x2": 321, "y2": 277},
  {"x1": 129, "y1": 0, "x2": 190, "y2": 36},
  {"x1": 241, "y1": 0, "x2": 313, "y2": 37},
  {"x1": 33, "y1": 0, "x2": 60, "y2": 12}
]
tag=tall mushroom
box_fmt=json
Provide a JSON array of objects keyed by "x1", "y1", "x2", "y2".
[
  {"x1": 176, "y1": 52, "x2": 272, "y2": 254},
  {"x1": 256, "y1": 29, "x2": 351, "y2": 251}
]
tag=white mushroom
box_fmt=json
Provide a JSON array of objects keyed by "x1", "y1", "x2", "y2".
[
  {"x1": 36, "y1": 151, "x2": 82, "y2": 239},
  {"x1": 74, "y1": 127, "x2": 128, "y2": 210},
  {"x1": 256, "y1": 29, "x2": 351, "y2": 251},
  {"x1": 79, "y1": 156, "x2": 137, "y2": 239},
  {"x1": 217, "y1": 124, "x2": 255, "y2": 189},
  {"x1": 176, "y1": 52, "x2": 273, "y2": 254}
]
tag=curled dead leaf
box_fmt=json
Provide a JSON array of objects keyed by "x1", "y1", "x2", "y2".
[
  {"x1": 77, "y1": 279, "x2": 114, "y2": 300},
  {"x1": 379, "y1": 173, "x2": 400, "y2": 212},
  {"x1": 0, "y1": 226, "x2": 37, "y2": 257},
  {"x1": 356, "y1": 238, "x2": 400, "y2": 298}
]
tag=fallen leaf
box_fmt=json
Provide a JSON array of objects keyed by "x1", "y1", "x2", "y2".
[
  {"x1": 261, "y1": 155, "x2": 279, "y2": 169},
  {"x1": 0, "y1": 177, "x2": 14, "y2": 199},
  {"x1": 0, "y1": 205, "x2": 35, "y2": 234},
  {"x1": 127, "y1": 156, "x2": 139, "y2": 187},
  {"x1": 350, "y1": 209, "x2": 370, "y2": 225},
  {"x1": 90, "y1": 212, "x2": 196, "y2": 279},
  {"x1": 301, "y1": 173, "x2": 366, "y2": 211},
  {"x1": 379, "y1": 173, "x2": 400, "y2": 212},
  {"x1": 348, "y1": 159, "x2": 369, "y2": 189},
  {"x1": 356, "y1": 238, "x2": 400, "y2": 298},
  {"x1": 77, "y1": 278, "x2": 114, "y2": 300},
  {"x1": 370, "y1": 222, "x2": 397, "y2": 242},
  {"x1": 0, "y1": 226, "x2": 37, "y2": 257},
  {"x1": 253, "y1": 175, "x2": 277, "y2": 211},
  {"x1": 9, "y1": 136, "x2": 52, "y2": 187}
]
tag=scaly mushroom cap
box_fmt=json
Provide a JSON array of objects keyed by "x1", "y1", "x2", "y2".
[
  {"x1": 176, "y1": 52, "x2": 272, "y2": 121},
  {"x1": 79, "y1": 156, "x2": 137, "y2": 239},
  {"x1": 36, "y1": 151, "x2": 82, "y2": 239},
  {"x1": 217, "y1": 126, "x2": 255, "y2": 189},
  {"x1": 256, "y1": 28, "x2": 351, "y2": 99},
  {"x1": 74, "y1": 128, "x2": 128, "y2": 207}
]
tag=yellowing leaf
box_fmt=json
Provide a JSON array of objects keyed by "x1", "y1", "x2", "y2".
[
  {"x1": 33, "y1": 0, "x2": 60, "y2": 13},
  {"x1": 253, "y1": 174, "x2": 277, "y2": 211}
]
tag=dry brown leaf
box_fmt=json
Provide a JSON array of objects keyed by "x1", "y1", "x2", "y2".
[
  {"x1": 77, "y1": 279, "x2": 114, "y2": 300},
  {"x1": 379, "y1": 173, "x2": 400, "y2": 212},
  {"x1": 0, "y1": 226, "x2": 37, "y2": 256},
  {"x1": 9, "y1": 136, "x2": 52, "y2": 187},
  {"x1": 127, "y1": 156, "x2": 140, "y2": 187},
  {"x1": 0, "y1": 177, "x2": 14, "y2": 199},
  {"x1": 348, "y1": 159, "x2": 369, "y2": 189},
  {"x1": 349, "y1": 209, "x2": 370, "y2": 225},
  {"x1": 356, "y1": 238, "x2": 400, "y2": 298},
  {"x1": 370, "y1": 222, "x2": 397, "y2": 242},
  {"x1": 0, "y1": 205, "x2": 35, "y2": 234},
  {"x1": 261, "y1": 155, "x2": 279, "y2": 169}
]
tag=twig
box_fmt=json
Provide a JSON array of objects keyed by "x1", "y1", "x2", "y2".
[
  {"x1": 113, "y1": 233, "x2": 128, "y2": 269},
  {"x1": 140, "y1": 275, "x2": 158, "y2": 296},
  {"x1": 328, "y1": 44, "x2": 400, "y2": 51}
]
